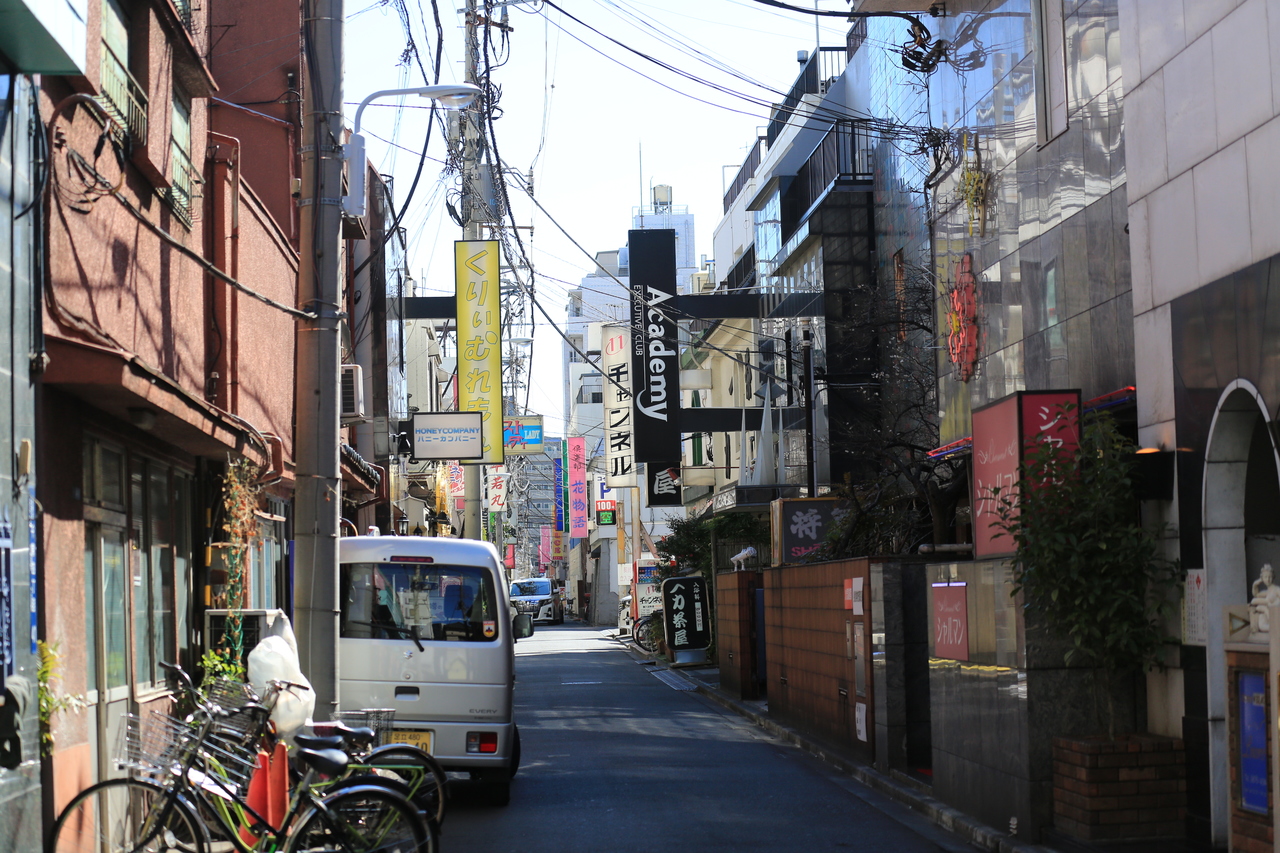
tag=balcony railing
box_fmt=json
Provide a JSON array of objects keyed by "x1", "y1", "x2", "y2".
[
  {"x1": 791, "y1": 120, "x2": 875, "y2": 216},
  {"x1": 723, "y1": 137, "x2": 765, "y2": 213},
  {"x1": 100, "y1": 45, "x2": 148, "y2": 145},
  {"x1": 172, "y1": 0, "x2": 193, "y2": 29},
  {"x1": 766, "y1": 47, "x2": 847, "y2": 147},
  {"x1": 166, "y1": 144, "x2": 196, "y2": 225}
]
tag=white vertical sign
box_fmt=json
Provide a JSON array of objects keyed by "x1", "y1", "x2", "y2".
[
  {"x1": 488, "y1": 470, "x2": 507, "y2": 511},
  {"x1": 601, "y1": 324, "x2": 636, "y2": 488}
]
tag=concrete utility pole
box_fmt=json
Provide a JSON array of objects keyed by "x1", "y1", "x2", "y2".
[
  {"x1": 294, "y1": 0, "x2": 345, "y2": 719},
  {"x1": 460, "y1": 0, "x2": 485, "y2": 541}
]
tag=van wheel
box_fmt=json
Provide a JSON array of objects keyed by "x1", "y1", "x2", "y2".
[
  {"x1": 482, "y1": 769, "x2": 511, "y2": 806},
  {"x1": 510, "y1": 726, "x2": 521, "y2": 778}
]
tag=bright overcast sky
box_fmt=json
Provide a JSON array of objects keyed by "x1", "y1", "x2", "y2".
[{"x1": 344, "y1": 0, "x2": 851, "y2": 435}]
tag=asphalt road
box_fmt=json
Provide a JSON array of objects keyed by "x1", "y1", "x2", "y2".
[{"x1": 438, "y1": 623, "x2": 977, "y2": 853}]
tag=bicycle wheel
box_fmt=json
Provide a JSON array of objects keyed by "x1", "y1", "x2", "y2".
[
  {"x1": 634, "y1": 616, "x2": 659, "y2": 653},
  {"x1": 364, "y1": 744, "x2": 448, "y2": 827},
  {"x1": 48, "y1": 777, "x2": 206, "y2": 853},
  {"x1": 285, "y1": 785, "x2": 433, "y2": 853}
]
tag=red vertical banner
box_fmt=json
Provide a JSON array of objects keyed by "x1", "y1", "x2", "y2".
[
  {"x1": 932, "y1": 584, "x2": 969, "y2": 660},
  {"x1": 569, "y1": 437, "x2": 588, "y2": 538},
  {"x1": 971, "y1": 390, "x2": 1080, "y2": 558},
  {"x1": 504, "y1": 544, "x2": 515, "y2": 570},
  {"x1": 539, "y1": 526, "x2": 551, "y2": 565}
]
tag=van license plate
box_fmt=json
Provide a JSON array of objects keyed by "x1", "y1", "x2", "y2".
[{"x1": 391, "y1": 729, "x2": 433, "y2": 752}]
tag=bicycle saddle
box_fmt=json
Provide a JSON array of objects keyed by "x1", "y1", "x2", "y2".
[
  {"x1": 294, "y1": 733, "x2": 346, "y2": 751},
  {"x1": 297, "y1": 748, "x2": 349, "y2": 777}
]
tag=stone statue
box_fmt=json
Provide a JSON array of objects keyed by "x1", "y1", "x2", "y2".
[{"x1": 1250, "y1": 563, "x2": 1280, "y2": 634}]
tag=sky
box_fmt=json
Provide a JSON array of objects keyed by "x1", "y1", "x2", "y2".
[{"x1": 344, "y1": 0, "x2": 852, "y2": 436}]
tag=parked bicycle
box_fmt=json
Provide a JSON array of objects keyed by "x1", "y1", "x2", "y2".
[
  {"x1": 633, "y1": 609, "x2": 665, "y2": 654},
  {"x1": 48, "y1": 660, "x2": 434, "y2": 853}
]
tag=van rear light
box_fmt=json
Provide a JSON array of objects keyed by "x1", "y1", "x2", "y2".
[
  {"x1": 392, "y1": 556, "x2": 434, "y2": 563},
  {"x1": 466, "y1": 732, "x2": 499, "y2": 754}
]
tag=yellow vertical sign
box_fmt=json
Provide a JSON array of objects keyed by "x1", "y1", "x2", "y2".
[{"x1": 455, "y1": 241, "x2": 504, "y2": 464}]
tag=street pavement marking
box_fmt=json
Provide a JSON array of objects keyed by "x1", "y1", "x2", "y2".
[{"x1": 650, "y1": 669, "x2": 696, "y2": 691}]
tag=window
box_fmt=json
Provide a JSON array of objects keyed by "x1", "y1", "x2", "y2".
[
  {"x1": 99, "y1": 0, "x2": 148, "y2": 144},
  {"x1": 511, "y1": 579, "x2": 552, "y2": 597},
  {"x1": 168, "y1": 89, "x2": 194, "y2": 224},
  {"x1": 340, "y1": 562, "x2": 500, "y2": 643},
  {"x1": 1034, "y1": 0, "x2": 1068, "y2": 145}
]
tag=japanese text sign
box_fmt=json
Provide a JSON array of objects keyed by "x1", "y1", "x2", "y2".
[
  {"x1": 770, "y1": 498, "x2": 848, "y2": 565},
  {"x1": 412, "y1": 411, "x2": 483, "y2": 460},
  {"x1": 569, "y1": 437, "x2": 589, "y2": 537},
  {"x1": 503, "y1": 416, "x2": 544, "y2": 455},
  {"x1": 661, "y1": 576, "x2": 710, "y2": 651},
  {"x1": 932, "y1": 583, "x2": 968, "y2": 661},
  {"x1": 601, "y1": 324, "x2": 636, "y2": 488},
  {"x1": 455, "y1": 241, "x2": 504, "y2": 464},
  {"x1": 971, "y1": 390, "x2": 1080, "y2": 558},
  {"x1": 488, "y1": 470, "x2": 506, "y2": 511}
]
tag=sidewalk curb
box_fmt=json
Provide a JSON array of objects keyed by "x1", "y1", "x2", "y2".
[{"x1": 656, "y1": 660, "x2": 1055, "y2": 853}]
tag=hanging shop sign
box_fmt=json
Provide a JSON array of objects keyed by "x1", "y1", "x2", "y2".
[
  {"x1": 645, "y1": 462, "x2": 682, "y2": 508},
  {"x1": 488, "y1": 470, "x2": 507, "y2": 511},
  {"x1": 454, "y1": 241, "x2": 503, "y2": 464},
  {"x1": 503, "y1": 416, "x2": 544, "y2": 455},
  {"x1": 627, "y1": 229, "x2": 681, "y2": 465},
  {"x1": 971, "y1": 389, "x2": 1081, "y2": 559},
  {"x1": 946, "y1": 252, "x2": 981, "y2": 382},
  {"x1": 569, "y1": 437, "x2": 589, "y2": 537},
  {"x1": 931, "y1": 582, "x2": 969, "y2": 661},
  {"x1": 601, "y1": 324, "x2": 636, "y2": 488},
  {"x1": 412, "y1": 412, "x2": 484, "y2": 460},
  {"x1": 553, "y1": 457, "x2": 564, "y2": 532}
]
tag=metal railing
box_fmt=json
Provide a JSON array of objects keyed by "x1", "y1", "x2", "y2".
[
  {"x1": 723, "y1": 137, "x2": 765, "y2": 213},
  {"x1": 792, "y1": 120, "x2": 875, "y2": 216},
  {"x1": 172, "y1": 0, "x2": 193, "y2": 29},
  {"x1": 100, "y1": 45, "x2": 148, "y2": 144},
  {"x1": 766, "y1": 47, "x2": 847, "y2": 147},
  {"x1": 167, "y1": 143, "x2": 196, "y2": 225}
]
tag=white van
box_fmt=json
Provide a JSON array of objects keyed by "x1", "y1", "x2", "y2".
[{"x1": 338, "y1": 536, "x2": 533, "y2": 805}]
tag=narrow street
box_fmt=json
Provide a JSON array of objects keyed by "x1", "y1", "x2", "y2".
[{"x1": 440, "y1": 624, "x2": 975, "y2": 853}]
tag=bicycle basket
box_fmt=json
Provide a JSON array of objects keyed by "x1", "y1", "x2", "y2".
[
  {"x1": 116, "y1": 711, "x2": 199, "y2": 777},
  {"x1": 333, "y1": 708, "x2": 397, "y2": 746}
]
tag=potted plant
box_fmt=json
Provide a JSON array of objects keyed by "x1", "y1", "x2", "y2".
[{"x1": 993, "y1": 410, "x2": 1186, "y2": 842}]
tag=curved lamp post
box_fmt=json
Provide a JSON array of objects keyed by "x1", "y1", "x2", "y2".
[{"x1": 342, "y1": 84, "x2": 481, "y2": 217}]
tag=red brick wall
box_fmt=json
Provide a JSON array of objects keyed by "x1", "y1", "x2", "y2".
[
  {"x1": 766, "y1": 558, "x2": 873, "y2": 761},
  {"x1": 1052, "y1": 734, "x2": 1187, "y2": 842},
  {"x1": 716, "y1": 571, "x2": 761, "y2": 700}
]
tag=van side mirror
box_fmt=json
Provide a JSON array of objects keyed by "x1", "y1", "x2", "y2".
[{"x1": 513, "y1": 614, "x2": 534, "y2": 639}]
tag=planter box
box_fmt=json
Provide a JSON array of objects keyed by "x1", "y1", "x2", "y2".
[{"x1": 1052, "y1": 734, "x2": 1187, "y2": 842}]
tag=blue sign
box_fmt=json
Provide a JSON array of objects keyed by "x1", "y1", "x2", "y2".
[{"x1": 1240, "y1": 671, "x2": 1268, "y2": 814}]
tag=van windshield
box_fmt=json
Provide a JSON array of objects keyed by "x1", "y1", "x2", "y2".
[
  {"x1": 340, "y1": 562, "x2": 499, "y2": 643},
  {"x1": 510, "y1": 579, "x2": 552, "y2": 597}
]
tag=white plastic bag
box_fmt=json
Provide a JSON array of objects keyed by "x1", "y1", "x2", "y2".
[{"x1": 247, "y1": 617, "x2": 314, "y2": 741}]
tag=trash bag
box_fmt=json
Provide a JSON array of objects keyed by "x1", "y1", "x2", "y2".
[{"x1": 247, "y1": 618, "x2": 314, "y2": 741}]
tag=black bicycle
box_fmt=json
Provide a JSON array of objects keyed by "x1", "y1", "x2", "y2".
[
  {"x1": 48, "y1": 661, "x2": 433, "y2": 853},
  {"x1": 633, "y1": 609, "x2": 665, "y2": 654}
]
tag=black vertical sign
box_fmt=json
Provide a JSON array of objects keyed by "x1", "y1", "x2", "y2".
[
  {"x1": 628, "y1": 229, "x2": 681, "y2": 464},
  {"x1": 661, "y1": 576, "x2": 711, "y2": 651}
]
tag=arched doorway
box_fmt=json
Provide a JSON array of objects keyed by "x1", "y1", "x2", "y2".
[{"x1": 1202, "y1": 380, "x2": 1280, "y2": 843}]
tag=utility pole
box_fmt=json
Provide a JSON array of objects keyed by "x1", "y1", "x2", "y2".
[
  {"x1": 294, "y1": 0, "x2": 344, "y2": 718},
  {"x1": 460, "y1": 0, "x2": 485, "y2": 541}
]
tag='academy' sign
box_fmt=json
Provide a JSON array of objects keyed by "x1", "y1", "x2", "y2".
[{"x1": 627, "y1": 229, "x2": 681, "y2": 464}]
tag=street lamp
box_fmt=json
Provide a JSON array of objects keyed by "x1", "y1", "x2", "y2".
[{"x1": 342, "y1": 84, "x2": 481, "y2": 218}]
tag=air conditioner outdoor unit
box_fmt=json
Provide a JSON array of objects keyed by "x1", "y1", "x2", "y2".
[
  {"x1": 341, "y1": 363, "x2": 367, "y2": 422},
  {"x1": 203, "y1": 609, "x2": 288, "y2": 665}
]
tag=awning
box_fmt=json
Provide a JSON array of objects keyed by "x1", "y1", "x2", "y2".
[{"x1": 43, "y1": 336, "x2": 271, "y2": 467}]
